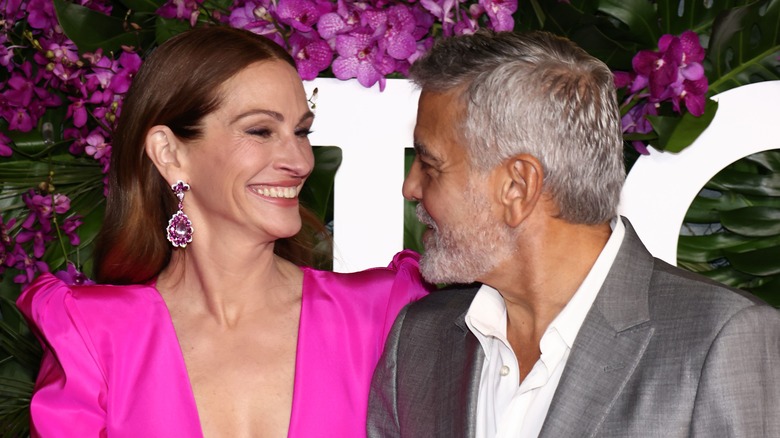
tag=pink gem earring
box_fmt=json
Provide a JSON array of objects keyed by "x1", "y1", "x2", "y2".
[{"x1": 166, "y1": 180, "x2": 193, "y2": 248}]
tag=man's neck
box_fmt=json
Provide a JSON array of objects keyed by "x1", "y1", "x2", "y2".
[{"x1": 481, "y1": 219, "x2": 613, "y2": 380}]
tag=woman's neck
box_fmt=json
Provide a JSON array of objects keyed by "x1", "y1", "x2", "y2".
[{"x1": 156, "y1": 239, "x2": 303, "y2": 326}]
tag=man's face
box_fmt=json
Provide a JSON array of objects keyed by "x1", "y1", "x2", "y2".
[{"x1": 403, "y1": 90, "x2": 513, "y2": 284}]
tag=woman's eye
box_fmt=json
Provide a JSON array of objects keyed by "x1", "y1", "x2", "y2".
[
  {"x1": 295, "y1": 128, "x2": 313, "y2": 138},
  {"x1": 247, "y1": 128, "x2": 272, "y2": 138}
]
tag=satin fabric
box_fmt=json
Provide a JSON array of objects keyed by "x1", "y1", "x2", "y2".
[{"x1": 18, "y1": 250, "x2": 429, "y2": 437}]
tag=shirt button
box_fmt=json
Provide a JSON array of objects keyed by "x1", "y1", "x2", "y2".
[{"x1": 500, "y1": 365, "x2": 510, "y2": 376}]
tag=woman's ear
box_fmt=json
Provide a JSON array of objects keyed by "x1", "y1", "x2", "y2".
[
  {"x1": 145, "y1": 125, "x2": 184, "y2": 183},
  {"x1": 499, "y1": 153, "x2": 544, "y2": 228}
]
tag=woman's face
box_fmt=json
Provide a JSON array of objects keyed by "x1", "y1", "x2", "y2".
[{"x1": 181, "y1": 60, "x2": 315, "y2": 246}]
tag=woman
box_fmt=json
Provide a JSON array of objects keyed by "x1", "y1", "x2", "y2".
[{"x1": 18, "y1": 27, "x2": 429, "y2": 437}]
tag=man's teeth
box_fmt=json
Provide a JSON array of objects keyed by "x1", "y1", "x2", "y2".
[{"x1": 258, "y1": 186, "x2": 298, "y2": 199}]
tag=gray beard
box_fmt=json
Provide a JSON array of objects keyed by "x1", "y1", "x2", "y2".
[{"x1": 416, "y1": 189, "x2": 513, "y2": 284}]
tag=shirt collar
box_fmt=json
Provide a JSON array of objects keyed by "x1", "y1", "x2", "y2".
[
  {"x1": 464, "y1": 217, "x2": 626, "y2": 352},
  {"x1": 549, "y1": 217, "x2": 625, "y2": 348}
]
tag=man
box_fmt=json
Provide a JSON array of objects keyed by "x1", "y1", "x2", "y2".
[{"x1": 368, "y1": 30, "x2": 780, "y2": 437}]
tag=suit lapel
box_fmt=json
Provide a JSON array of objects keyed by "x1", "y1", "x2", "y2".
[
  {"x1": 435, "y1": 303, "x2": 484, "y2": 438},
  {"x1": 540, "y1": 220, "x2": 656, "y2": 438}
]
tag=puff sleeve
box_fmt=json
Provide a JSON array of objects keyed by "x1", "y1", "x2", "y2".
[{"x1": 17, "y1": 273, "x2": 108, "y2": 437}]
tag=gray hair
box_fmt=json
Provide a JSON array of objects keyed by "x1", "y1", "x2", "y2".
[{"x1": 409, "y1": 30, "x2": 625, "y2": 225}]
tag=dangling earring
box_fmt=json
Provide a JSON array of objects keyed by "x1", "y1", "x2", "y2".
[{"x1": 166, "y1": 180, "x2": 193, "y2": 248}]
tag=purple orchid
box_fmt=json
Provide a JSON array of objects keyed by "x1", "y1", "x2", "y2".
[
  {"x1": 317, "y1": 0, "x2": 366, "y2": 40},
  {"x1": 33, "y1": 38, "x2": 81, "y2": 82},
  {"x1": 64, "y1": 127, "x2": 89, "y2": 155},
  {"x1": 26, "y1": 0, "x2": 58, "y2": 30},
  {"x1": 620, "y1": 102, "x2": 659, "y2": 155},
  {"x1": 420, "y1": 0, "x2": 457, "y2": 35},
  {"x1": 1, "y1": 0, "x2": 25, "y2": 27},
  {"x1": 0, "y1": 217, "x2": 16, "y2": 249},
  {"x1": 85, "y1": 130, "x2": 111, "y2": 160},
  {"x1": 16, "y1": 227, "x2": 52, "y2": 258},
  {"x1": 54, "y1": 262, "x2": 95, "y2": 286},
  {"x1": 0, "y1": 223, "x2": 20, "y2": 273},
  {"x1": 289, "y1": 32, "x2": 333, "y2": 80},
  {"x1": 61, "y1": 216, "x2": 83, "y2": 246},
  {"x1": 228, "y1": 0, "x2": 286, "y2": 45},
  {"x1": 479, "y1": 0, "x2": 516, "y2": 32},
  {"x1": 2, "y1": 61, "x2": 62, "y2": 132},
  {"x1": 332, "y1": 32, "x2": 395, "y2": 90},
  {"x1": 453, "y1": 7, "x2": 479, "y2": 35},
  {"x1": 277, "y1": 0, "x2": 333, "y2": 33},
  {"x1": 157, "y1": 0, "x2": 204, "y2": 27},
  {"x1": 380, "y1": 5, "x2": 418, "y2": 61},
  {"x1": 627, "y1": 30, "x2": 707, "y2": 116},
  {"x1": 0, "y1": 131, "x2": 13, "y2": 157},
  {"x1": 12, "y1": 247, "x2": 49, "y2": 286},
  {"x1": 614, "y1": 30, "x2": 709, "y2": 153}
]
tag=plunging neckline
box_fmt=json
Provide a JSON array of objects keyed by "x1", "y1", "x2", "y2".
[{"x1": 152, "y1": 267, "x2": 310, "y2": 437}]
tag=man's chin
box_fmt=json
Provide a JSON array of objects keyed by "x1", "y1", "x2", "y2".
[{"x1": 419, "y1": 250, "x2": 480, "y2": 284}]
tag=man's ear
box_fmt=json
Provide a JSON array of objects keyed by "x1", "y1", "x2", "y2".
[
  {"x1": 499, "y1": 153, "x2": 544, "y2": 228},
  {"x1": 145, "y1": 125, "x2": 184, "y2": 183}
]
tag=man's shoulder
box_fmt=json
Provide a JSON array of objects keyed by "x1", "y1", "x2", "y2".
[
  {"x1": 650, "y1": 259, "x2": 768, "y2": 306},
  {"x1": 408, "y1": 284, "x2": 479, "y2": 312},
  {"x1": 397, "y1": 284, "x2": 479, "y2": 331},
  {"x1": 645, "y1": 258, "x2": 778, "y2": 329}
]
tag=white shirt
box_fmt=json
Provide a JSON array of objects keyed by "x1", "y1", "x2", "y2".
[{"x1": 465, "y1": 219, "x2": 625, "y2": 438}]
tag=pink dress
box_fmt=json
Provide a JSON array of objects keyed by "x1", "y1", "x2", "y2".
[{"x1": 17, "y1": 251, "x2": 430, "y2": 437}]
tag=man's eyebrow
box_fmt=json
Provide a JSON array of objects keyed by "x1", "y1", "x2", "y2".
[{"x1": 413, "y1": 141, "x2": 442, "y2": 164}]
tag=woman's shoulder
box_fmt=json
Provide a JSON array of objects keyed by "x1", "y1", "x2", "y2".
[
  {"x1": 305, "y1": 250, "x2": 427, "y2": 289},
  {"x1": 17, "y1": 272, "x2": 160, "y2": 325},
  {"x1": 302, "y1": 250, "x2": 431, "y2": 305}
]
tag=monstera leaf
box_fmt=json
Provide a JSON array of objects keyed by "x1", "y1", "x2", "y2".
[
  {"x1": 655, "y1": 0, "x2": 743, "y2": 36},
  {"x1": 678, "y1": 149, "x2": 780, "y2": 307},
  {"x1": 707, "y1": 0, "x2": 780, "y2": 94}
]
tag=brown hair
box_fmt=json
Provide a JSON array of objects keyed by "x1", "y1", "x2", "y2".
[{"x1": 95, "y1": 26, "x2": 325, "y2": 284}]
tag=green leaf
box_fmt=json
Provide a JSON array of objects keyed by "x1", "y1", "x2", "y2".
[
  {"x1": 708, "y1": 168, "x2": 780, "y2": 196},
  {"x1": 742, "y1": 149, "x2": 780, "y2": 171},
  {"x1": 683, "y1": 264, "x2": 758, "y2": 288},
  {"x1": 721, "y1": 206, "x2": 780, "y2": 236},
  {"x1": 684, "y1": 189, "x2": 780, "y2": 223},
  {"x1": 677, "y1": 232, "x2": 755, "y2": 262},
  {"x1": 118, "y1": 0, "x2": 166, "y2": 13},
  {"x1": 748, "y1": 276, "x2": 780, "y2": 307},
  {"x1": 155, "y1": 16, "x2": 192, "y2": 46},
  {"x1": 726, "y1": 244, "x2": 780, "y2": 275},
  {"x1": 53, "y1": 0, "x2": 150, "y2": 54},
  {"x1": 0, "y1": 299, "x2": 41, "y2": 372},
  {"x1": 655, "y1": 0, "x2": 744, "y2": 36},
  {"x1": 647, "y1": 99, "x2": 719, "y2": 152},
  {"x1": 598, "y1": 0, "x2": 660, "y2": 46},
  {"x1": 299, "y1": 146, "x2": 342, "y2": 223},
  {"x1": 707, "y1": 0, "x2": 780, "y2": 94},
  {"x1": 403, "y1": 149, "x2": 425, "y2": 254},
  {"x1": 514, "y1": 0, "x2": 640, "y2": 69}
]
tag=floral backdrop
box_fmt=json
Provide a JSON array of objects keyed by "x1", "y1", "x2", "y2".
[{"x1": 0, "y1": 0, "x2": 779, "y2": 432}]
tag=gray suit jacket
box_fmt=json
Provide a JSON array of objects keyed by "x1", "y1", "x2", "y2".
[{"x1": 368, "y1": 219, "x2": 780, "y2": 437}]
